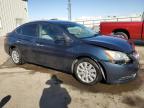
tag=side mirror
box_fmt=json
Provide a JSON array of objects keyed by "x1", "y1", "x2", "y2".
[
  {"x1": 55, "y1": 35, "x2": 73, "y2": 44},
  {"x1": 55, "y1": 36, "x2": 65, "y2": 42}
]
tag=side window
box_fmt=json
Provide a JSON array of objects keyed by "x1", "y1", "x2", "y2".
[
  {"x1": 40, "y1": 24, "x2": 54, "y2": 40},
  {"x1": 21, "y1": 24, "x2": 38, "y2": 36},
  {"x1": 39, "y1": 24, "x2": 65, "y2": 40},
  {"x1": 16, "y1": 27, "x2": 22, "y2": 34}
]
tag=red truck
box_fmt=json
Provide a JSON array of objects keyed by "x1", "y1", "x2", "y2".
[{"x1": 100, "y1": 12, "x2": 144, "y2": 39}]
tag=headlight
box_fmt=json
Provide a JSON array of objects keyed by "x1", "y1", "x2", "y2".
[{"x1": 105, "y1": 50, "x2": 130, "y2": 64}]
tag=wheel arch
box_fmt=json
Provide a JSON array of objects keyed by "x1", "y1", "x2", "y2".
[
  {"x1": 112, "y1": 29, "x2": 130, "y2": 39},
  {"x1": 71, "y1": 56, "x2": 107, "y2": 80},
  {"x1": 9, "y1": 45, "x2": 17, "y2": 55}
]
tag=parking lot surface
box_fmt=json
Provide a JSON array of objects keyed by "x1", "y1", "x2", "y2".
[{"x1": 0, "y1": 37, "x2": 144, "y2": 108}]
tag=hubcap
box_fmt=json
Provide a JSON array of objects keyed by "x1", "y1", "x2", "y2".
[
  {"x1": 76, "y1": 62, "x2": 97, "y2": 83},
  {"x1": 12, "y1": 50, "x2": 20, "y2": 63}
]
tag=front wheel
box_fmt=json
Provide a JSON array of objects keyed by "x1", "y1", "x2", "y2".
[
  {"x1": 11, "y1": 48, "x2": 24, "y2": 65},
  {"x1": 74, "y1": 58, "x2": 102, "y2": 85}
]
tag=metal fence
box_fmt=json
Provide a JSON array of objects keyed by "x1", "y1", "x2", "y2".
[{"x1": 75, "y1": 16, "x2": 142, "y2": 32}]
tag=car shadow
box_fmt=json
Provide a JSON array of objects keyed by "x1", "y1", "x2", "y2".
[
  {"x1": 56, "y1": 71, "x2": 143, "y2": 94},
  {"x1": 0, "y1": 58, "x2": 16, "y2": 69},
  {"x1": 0, "y1": 95, "x2": 11, "y2": 108},
  {"x1": 39, "y1": 75, "x2": 71, "y2": 108},
  {"x1": 0, "y1": 58, "x2": 143, "y2": 94},
  {"x1": 0, "y1": 58, "x2": 35, "y2": 75},
  {"x1": 122, "y1": 95, "x2": 144, "y2": 108},
  {"x1": 0, "y1": 58, "x2": 62, "y2": 75}
]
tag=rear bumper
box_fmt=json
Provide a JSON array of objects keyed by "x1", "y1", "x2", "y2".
[{"x1": 100, "y1": 60, "x2": 139, "y2": 84}]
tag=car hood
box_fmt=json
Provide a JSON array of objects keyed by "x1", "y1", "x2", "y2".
[{"x1": 82, "y1": 35, "x2": 134, "y2": 53}]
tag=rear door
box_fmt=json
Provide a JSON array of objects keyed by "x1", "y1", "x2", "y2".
[{"x1": 15, "y1": 23, "x2": 39, "y2": 63}]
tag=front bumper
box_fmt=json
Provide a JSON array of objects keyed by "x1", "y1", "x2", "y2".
[{"x1": 100, "y1": 60, "x2": 139, "y2": 84}]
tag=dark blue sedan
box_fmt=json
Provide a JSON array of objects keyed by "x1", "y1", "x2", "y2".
[{"x1": 4, "y1": 20, "x2": 139, "y2": 85}]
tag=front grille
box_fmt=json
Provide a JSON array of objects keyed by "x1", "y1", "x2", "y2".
[{"x1": 119, "y1": 73, "x2": 137, "y2": 81}]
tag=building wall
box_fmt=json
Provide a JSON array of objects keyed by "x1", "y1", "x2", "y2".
[{"x1": 0, "y1": 0, "x2": 28, "y2": 36}]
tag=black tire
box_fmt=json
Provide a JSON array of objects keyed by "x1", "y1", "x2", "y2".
[
  {"x1": 73, "y1": 58, "x2": 102, "y2": 85},
  {"x1": 114, "y1": 32, "x2": 128, "y2": 39},
  {"x1": 10, "y1": 48, "x2": 24, "y2": 65}
]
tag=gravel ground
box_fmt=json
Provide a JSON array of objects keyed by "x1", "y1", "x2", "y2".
[{"x1": 0, "y1": 37, "x2": 144, "y2": 108}]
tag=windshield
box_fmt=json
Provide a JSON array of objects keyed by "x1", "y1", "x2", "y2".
[{"x1": 62, "y1": 23, "x2": 97, "y2": 38}]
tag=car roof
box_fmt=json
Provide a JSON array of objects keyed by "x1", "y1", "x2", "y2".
[
  {"x1": 27, "y1": 20, "x2": 76, "y2": 25},
  {"x1": 15, "y1": 20, "x2": 78, "y2": 32}
]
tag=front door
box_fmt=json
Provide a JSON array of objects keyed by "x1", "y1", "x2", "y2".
[{"x1": 34, "y1": 23, "x2": 74, "y2": 72}]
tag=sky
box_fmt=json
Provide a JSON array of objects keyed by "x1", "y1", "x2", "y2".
[{"x1": 28, "y1": 0, "x2": 144, "y2": 20}]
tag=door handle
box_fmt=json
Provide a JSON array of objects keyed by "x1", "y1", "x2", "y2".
[
  {"x1": 16, "y1": 40, "x2": 21, "y2": 43},
  {"x1": 36, "y1": 43, "x2": 44, "y2": 47}
]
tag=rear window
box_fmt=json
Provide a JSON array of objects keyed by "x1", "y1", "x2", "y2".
[{"x1": 16, "y1": 24, "x2": 38, "y2": 36}]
